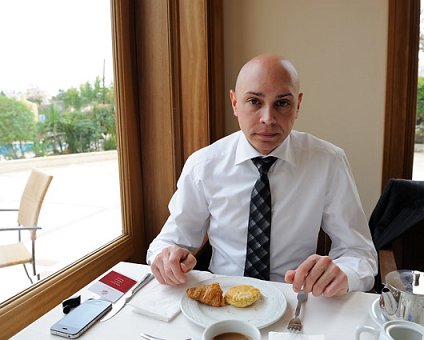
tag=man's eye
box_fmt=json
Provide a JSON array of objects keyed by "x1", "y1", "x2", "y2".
[
  {"x1": 276, "y1": 100, "x2": 290, "y2": 107},
  {"x1": 248, "y1": 98, "x2": 260, "y2": 105}
]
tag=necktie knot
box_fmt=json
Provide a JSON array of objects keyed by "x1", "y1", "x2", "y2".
[{"x1": 252, "y1": 156, "x2": 277, "y2": 175}]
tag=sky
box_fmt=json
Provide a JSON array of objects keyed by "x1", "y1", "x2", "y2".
[
  {"x1": 1, "y1": 1, "x2": 424, "y2": 96},
  {"x1": 0, "y1": 0, "x2": 113, "y2": 97}
]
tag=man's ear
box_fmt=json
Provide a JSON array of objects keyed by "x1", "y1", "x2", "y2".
[
  {"x1": 229, "y1": 89, "x2": 238, "y2": 116},
  {"x1": 295, "y1": 92, "x2": 303, "y2": 119}
]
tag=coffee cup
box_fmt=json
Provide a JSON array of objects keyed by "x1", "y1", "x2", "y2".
[
  {"x1": 356, "y1": 320, "x2": 424, "y2": 340},
  {"x1": 202, "y1": 319, "x2": 261, "y2": 340}
]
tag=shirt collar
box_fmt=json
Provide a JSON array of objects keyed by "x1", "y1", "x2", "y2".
[{"x1": 234, "y1": 130, "x2": 296, "y2": 166}]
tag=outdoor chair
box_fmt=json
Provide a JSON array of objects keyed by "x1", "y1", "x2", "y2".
[{"x1": 0, "y1": 169, "x2": 53, "y2": 283}]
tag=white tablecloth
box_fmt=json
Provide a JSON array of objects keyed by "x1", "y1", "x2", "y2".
[{"x1": 13, "y1": 262, "x2": 380, "y2": 340}]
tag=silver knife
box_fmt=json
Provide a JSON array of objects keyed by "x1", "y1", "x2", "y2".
[{"x1": 100, "y1": 272, "x2": 154, "y2": 321}]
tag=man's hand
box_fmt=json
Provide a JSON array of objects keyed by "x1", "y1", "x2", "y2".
[
  {"x1": 284, "y1": 254, "x2": 348, "y2": 297},
  {"x1": 150, "y1": 246, "x2": 197, "y2": 285}
]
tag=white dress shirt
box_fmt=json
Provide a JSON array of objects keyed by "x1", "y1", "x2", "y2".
[{"x1": 147, "y1": 130, "x2": 378, "y2": 292}]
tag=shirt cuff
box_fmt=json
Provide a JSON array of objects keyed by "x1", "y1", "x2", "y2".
[
  {"x1": 337, "y1": 264, "x2": 361, "y2": 292},
  {"x1": 146, "y1": 249, "x2": 161, "y2": 265}
]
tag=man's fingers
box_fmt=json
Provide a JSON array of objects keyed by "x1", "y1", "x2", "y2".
[
  {"x1": 291, "y1": 254, "x2": 321, "y2": 291},
  {"x1": 154, "y1": 251, "x2": 181, "y2": 285},
  {"x1": 284, "y1": 270, "x2": 296, "y2": 283},
  {"x1": 322, "y1": 272, "x2": 349, "y2": 297},
  {"x1": 151, "y1": 246, "x2": 193, "y2": 285},
  {"x1": 150, "y1": 262, "x2": 166, "y2": 284},
  {"x1": 164, "y1": 249, "x2": 187, "y2": 283},
  {"x1": 288, "y1": 255, "x2": 349, "y2": 297},
  {"x1": 310, "y1": 259, "x2": 347, "y2": 296},
  {"x1": 302, "y1": 256, "x2": 333, "y2": 294},
  {"x1": 180, "y1": 253, "x2": 197, "y2": 273}
]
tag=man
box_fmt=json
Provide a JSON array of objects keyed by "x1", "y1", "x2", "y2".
[{"x1": 147, "y1": 54, "x2": 377, "y2": 297}]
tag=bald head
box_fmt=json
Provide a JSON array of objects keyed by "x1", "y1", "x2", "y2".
[
  {"x1": 234, "y1": 54, "x2": 300, "y2": 95},
  {"x1": 229, "y1": 54, "x2": 303, "y2": 155}
]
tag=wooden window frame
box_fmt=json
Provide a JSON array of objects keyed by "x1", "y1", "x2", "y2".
[
  {"x1": 0, "y1": 1, "x2": 224, "y2": 338},
  {"x1": 383, "y1": 0, "x2": 420, "y2": 185}
]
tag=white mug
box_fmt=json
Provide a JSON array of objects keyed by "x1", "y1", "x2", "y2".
[
  {"x1": 356, "y1": 320, "x2": 424, "y2": 340},
  {"x1": 202, "y1": 319, "x2": 261, "y2": 340}
]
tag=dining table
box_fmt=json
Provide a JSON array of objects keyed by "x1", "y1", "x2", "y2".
[{"x1": 13, "y1": 261, "x2": 383, "y2": 340}]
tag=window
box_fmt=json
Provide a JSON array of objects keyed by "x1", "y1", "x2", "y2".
[
  {"x1": 0, "y1": 2, "x2": 140, "y2": 337},
  {"x1": 0, "y1": 0, "x2": 121, "y2": 303}
]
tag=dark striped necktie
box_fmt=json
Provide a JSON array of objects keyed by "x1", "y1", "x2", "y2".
[{"x1": 244, "y1": 156, "x2": 277, "y2": 280}]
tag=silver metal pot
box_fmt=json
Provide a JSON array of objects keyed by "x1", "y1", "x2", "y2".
[{"x1": 379, "y1": 270, "x2": 424, "y2": 326}]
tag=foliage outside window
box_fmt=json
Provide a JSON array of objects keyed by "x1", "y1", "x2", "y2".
[
  {"x1": 416, "y1": 77, "x2": 424, "y2": 143},
  {"x1": 0, "y1": 78, "x2": 116, "y2": 160}
]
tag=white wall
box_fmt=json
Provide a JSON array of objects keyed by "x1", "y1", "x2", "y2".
[{"x1": 223, "y1": 0, "x2": 388, "y2": 217}]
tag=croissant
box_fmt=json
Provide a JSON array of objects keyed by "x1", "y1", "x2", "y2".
[{"x1": 186, "y1": 282, "x2": 225, "y2": 307}]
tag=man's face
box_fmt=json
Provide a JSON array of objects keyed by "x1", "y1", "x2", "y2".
[{"x1": 230, "y1": 59, "x2": 303, "y2": 155}]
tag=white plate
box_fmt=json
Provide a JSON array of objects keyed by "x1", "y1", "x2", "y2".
[
  {"x1": 370, "y1": 297, "x2": 388, "y2": 326},
  {"x1": 180, "y1": 276, "x2": 287, "y2": 329}
]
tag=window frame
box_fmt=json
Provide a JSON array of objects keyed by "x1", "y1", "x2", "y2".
[{"x1": 382, "y1": 0, "x2": 420, "y2": 185}]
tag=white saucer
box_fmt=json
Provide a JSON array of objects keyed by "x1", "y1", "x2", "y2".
[{"x1": 370, "y1": 297, "x2": 388, "y2": 326}]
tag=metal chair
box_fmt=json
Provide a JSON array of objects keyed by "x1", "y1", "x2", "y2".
[{"x1": 0, "y1": 169, "x2": 53, "y2": 283}]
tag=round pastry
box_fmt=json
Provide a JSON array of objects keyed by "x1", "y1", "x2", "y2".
[{"x1": 224, "y1": 285, "x2": 261, "y2": 307}]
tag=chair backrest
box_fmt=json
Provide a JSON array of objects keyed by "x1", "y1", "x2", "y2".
[
  {"x1": 369, "y1": 179, "x2": 424, "y2": 251},
  {"x1": 369, "y1": 178, "x2": 424, "y2": 291},
  {"x1": 316, "y1": 228, "x2": 332, "y2": 256},
  {"x1": 17, "y1": 169, "x2": 53, "y2": 227},
  {"x1": 391, "y1": 220, "x2": 424, "y2": 272}
]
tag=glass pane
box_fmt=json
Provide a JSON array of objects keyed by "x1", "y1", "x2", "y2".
[{"x1": 0, "y1": 0, "x2": 121, "y2": 302}]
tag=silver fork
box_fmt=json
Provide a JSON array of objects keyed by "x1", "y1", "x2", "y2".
[
  {"x1": 140, "y1": 333, "x2": 192, "y2": 340},
  {"x1": 287, "y1": 290, "x2": 308, "y2": 332}
]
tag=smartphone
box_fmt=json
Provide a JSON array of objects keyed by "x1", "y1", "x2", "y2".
[{"x1": 50, "y1": 299, "x2": 112, "y2": 338}]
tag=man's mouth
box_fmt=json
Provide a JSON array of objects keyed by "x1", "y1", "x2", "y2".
[{"x1": 256, "y1": 132, "x2": 278, "y2": 138}]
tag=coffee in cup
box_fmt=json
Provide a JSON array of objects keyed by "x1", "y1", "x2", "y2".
[{"x1": 202, "y1": 320, "x2": 261, "y2": 340}]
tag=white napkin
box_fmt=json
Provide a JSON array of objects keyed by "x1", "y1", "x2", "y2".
[
  {"x1": 129, "y1": 270, "x2": 215, "y2": 322},
  {"x1": 268, "y1": 333, "x2": 325, "y2": 340}
]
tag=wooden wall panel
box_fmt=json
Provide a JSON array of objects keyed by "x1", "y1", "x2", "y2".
[
  {"x1": 208, "y1": 0, "x2": 225, "y2": 143},
  {"x1": 383, "y1": 0, "x2": 420, "y2": 186},
  {"x1": 179, "y1": 0, "x2": 210, "y2": 160},
  {"x1": 135, "y1": 0, "x2": 179, "y2": 244},
  {"x1": 136, "y1": 0, "x2": 225, "y2": 247}
]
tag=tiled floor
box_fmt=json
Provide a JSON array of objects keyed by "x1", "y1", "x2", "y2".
[{"x1": 0, "y1": 154, "x2": 122, "y2": 302}]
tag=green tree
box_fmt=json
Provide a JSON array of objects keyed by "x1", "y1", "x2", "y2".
[
  {"x1": 55, "y1": 87, "x2": 82, "y2": 111},
  {"x1": 0, "y1": 77, "x2": 116, "y2": 158},
  {"x1": 59, "y1": 111, "x2": 98, "y2": 153},
  {"x1": 0, "y1": 95, "x2": 36, "y2": 159},
  {"x1": 416, "y1": 77, "x2": 424, "y2": 143},
  {"x1": 36, "y1": 104, "x2": 66, "y2": 155},
  {"x1": 416, "y1": 77, "x2": 424, "y2": 125}
]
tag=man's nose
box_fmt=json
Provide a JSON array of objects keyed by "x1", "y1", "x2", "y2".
[{"x1": 260, "y1": 106, "x2": 276, "y2": 124}]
